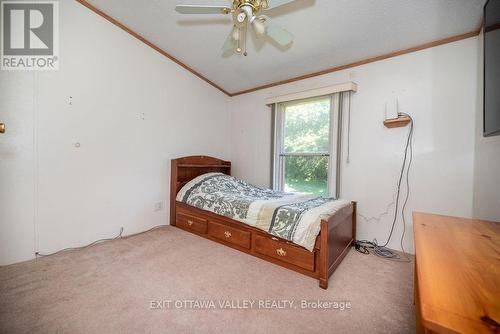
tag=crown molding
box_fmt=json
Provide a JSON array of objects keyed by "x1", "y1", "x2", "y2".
[
  {"x1": 230, "y1": 29, "x2": 481, "y2": 96},
  {"x1": 76, "y1": 1, "x2": 480, "y2": 98}
]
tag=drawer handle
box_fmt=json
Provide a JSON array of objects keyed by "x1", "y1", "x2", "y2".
[
  {"x1": 224, "y1": 231, "x2": 232, "y2": 238},
  {"x1": 187, "y1": 220, "x2": 194, "y2": 226},
  {"x1": 276, "y1": 248, "x2": 286, "y2": 257}
]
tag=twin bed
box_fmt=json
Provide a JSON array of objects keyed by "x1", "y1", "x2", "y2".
[{"x1": 170, "y1": 155, "x2": 356, "y2": 289}]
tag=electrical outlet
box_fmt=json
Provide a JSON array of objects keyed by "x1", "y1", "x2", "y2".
[{"x1": 154, "y1": 201, "x2": 164, "y2": 211}]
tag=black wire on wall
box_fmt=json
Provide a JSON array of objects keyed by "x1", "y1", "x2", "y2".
[{"x1": 354, "y1": 113, "x2": 414, "y2": 261}]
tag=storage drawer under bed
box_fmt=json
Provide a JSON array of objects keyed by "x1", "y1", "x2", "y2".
[
  {"x1": 176, "y1": 212, "x2": 207, "y2": 234},
  {"x1": 208, "y1": 220, "x2": 251, "y2": 249},
  {"x1": 254, "y1": 235, "x2": 315, "y2": 271},
  {"x1": 175, "y1": 205, "x2": 316, "y2": 273}
]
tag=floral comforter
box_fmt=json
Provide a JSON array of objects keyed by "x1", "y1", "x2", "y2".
[{"x1": 176, "y1": 173, "x2": 351, "y2": 251}]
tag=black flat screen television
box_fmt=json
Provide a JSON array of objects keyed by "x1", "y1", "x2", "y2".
[{"x1": 484, "y1": 0, "x2": 500, "y2": 137}]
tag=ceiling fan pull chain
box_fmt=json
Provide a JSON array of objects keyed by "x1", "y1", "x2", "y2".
[
  {"x1": 244, "y1": 26, "x2": 248, "y2": 56},
  {"x1": 236, "y1": 28, "x2": 242, "y2": 54}
]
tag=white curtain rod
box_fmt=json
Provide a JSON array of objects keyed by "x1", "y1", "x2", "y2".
[{"x1": 265, "y1": 82, "x2": 357, "y2": 105}]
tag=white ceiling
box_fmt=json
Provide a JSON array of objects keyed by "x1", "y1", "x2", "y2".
[{"x1": 85, "y1": 0, "x2": 485, "y2": 94}]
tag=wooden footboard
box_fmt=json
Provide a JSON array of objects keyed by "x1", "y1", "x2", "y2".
[
  {"x1": 319, "y1": 202, "x2": 356, "y2": 289},
  {"x1": 170, "y1": 156, "x2": 356, "y2": 289}
]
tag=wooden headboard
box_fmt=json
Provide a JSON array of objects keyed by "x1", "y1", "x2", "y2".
[{"x1": 170, "y1": 155, "x2": 231, "y2": 224}]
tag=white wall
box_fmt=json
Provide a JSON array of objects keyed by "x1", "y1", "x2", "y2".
[
  {"x1": 0, "y1": 72, "x2": 36, "y2": 264},
  {"x1": 229, "y1": 37, "x2": 480, "y2": 253},
  {"x1": 0, "y1": 0, "x2": 231, "y2": 265},
  {"x1": 473, "y1": 31, "x2": 500, "y2": 221}
]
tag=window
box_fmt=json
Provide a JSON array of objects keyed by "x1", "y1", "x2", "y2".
[{"x1": 272, "y1": 94, "x2": 342, "y2": 197}]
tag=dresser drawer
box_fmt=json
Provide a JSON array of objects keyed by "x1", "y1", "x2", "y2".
[
  {"x1": 254, "y1": 235, "x2": 315, "y2": 271},
  {"x1": 176, "y1": 212, "x2": 207, "y2": 234},
  {"x1": 208, "y1": 221, "x2": 251, "y2": 249}
]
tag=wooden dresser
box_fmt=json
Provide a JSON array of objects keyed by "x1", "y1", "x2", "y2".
[{"x1": 413, "y1": 212, "x2": 500, "y2": 334}]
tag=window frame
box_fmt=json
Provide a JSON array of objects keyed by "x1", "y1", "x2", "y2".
[{"x1": 272, "y1": 93, "x2": 342, "y2": 198}]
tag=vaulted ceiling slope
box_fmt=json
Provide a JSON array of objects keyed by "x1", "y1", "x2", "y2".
[{"x1": 83, "y1": 0, "x2": 485, "y2": 95}]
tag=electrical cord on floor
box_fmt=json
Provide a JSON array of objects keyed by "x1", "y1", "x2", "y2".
[
  {"x1": 354, "y1": 239, "x2": 402, "y2": 259},
  {"x1": 354, "y1": 113, "x2": 414, "y2": 262},
  {"x1": 35, "y1": 225, "x2": 166, "y2": 257}
]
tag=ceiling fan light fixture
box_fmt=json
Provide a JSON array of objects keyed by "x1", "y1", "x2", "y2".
[{"x1": 251, "y1": 16, "x2": 266, "y2": 35}]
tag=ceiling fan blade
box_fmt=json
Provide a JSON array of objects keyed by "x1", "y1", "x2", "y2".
[
  {"x1": 264, "y1": 0, "x2": 297, "y2": 10},
  {"x1": 265, "y1": 19, "x2": 293, "y2": 46},
  {"x1": 175, "y1": 5, "x2": 231, "y2": 14},
  {"x1": 221, "y1": 27, "x2": 237, "y2": 55}
]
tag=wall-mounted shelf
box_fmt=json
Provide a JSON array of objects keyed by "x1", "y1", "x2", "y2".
[{"x1": 383, "y1": 116, "x2": 411, "y2": 128}]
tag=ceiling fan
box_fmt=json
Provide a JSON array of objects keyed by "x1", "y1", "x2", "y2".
[{"x1": 175, "y1": 0, "x2": 296, "y2": 56}]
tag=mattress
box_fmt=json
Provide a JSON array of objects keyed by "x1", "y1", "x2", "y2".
[{"x1": 176, "y1": 173, "x2": 351, "y2": 251}]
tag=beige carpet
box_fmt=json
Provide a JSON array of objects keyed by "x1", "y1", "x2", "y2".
[{"x1": 0, "y1": 226, "x2": 415, "y2": 334}]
